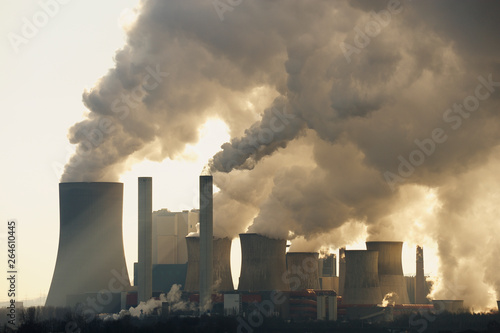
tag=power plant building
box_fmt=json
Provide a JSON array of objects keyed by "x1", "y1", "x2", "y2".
[
  {"x1": 152, "y1": 209, "x2": 198, "y2": 265},
  {"x1": 318, "y1": 253, "x2": 339, "y2": 291}
]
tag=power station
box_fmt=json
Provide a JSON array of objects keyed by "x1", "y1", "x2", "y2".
[{"x1": 46, "y1": 177, "x2": 443, "y2": 321}]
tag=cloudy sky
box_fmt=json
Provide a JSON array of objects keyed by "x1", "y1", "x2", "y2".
[{"x1": 1, "y1": 0, "x2": 500, "y2": 309}]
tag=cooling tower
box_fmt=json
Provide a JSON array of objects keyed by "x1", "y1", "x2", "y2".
[
  {"x1": 286, "y1": 252, "x2": 320, "y2": 290},
  {"x1": 238, "y1": 233, "x2": 289, "y2": 291},
  {"x1": 212, "y1": 237, "x2": 234, "y2": 291},
  {"x1": 184, "y1": 236, "x2": 233, "y2": 292},
  {"x1": 184, "y1": 236, "x2": 200, "y2": 292},
  {"x1": 199, "y1": 175, "x2": 213, "y2": 311},
  {"x1": 415, "y1": 245, "x2": 426, "y2": 304},
  {"x1": 342, "y1": 250, "x2": 383, "y2": 304},
  {"x1": 366, "y1": 241, "x2": 410, "y2": 304},
  {"x1": 46, "y1": 182, "x2": 131, "y2": 307},
  {"x1": 138, "y1": 177, "x2": 152, "y2": 302}
]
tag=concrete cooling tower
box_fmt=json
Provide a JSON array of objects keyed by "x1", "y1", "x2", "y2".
[
  {"x1": 238, "y1": 233, "x2": 289, "y2": 292},
  {"x1": 366, "y1": 241, "x2": 410, "y2": 304},
  {"x1": 184, "y1": 236, "x2": 233, "y2": 292},
  {"x1": 46, "y1": 182, "x2": 131, "y2": 307},
  {"x1": 286, "y1": 252, "x2": 320, "y2": 290},
  {"x1": 342, "y1": 250, "x2": 383, "y2": 304}
]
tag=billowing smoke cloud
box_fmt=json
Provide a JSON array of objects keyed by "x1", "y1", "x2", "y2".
[
  {"x1": 62, "y1": 0, "x2": 500, "y2": 309},
  {"x1": 209, "y1": 1, "x2": 500, "y2": 309}
]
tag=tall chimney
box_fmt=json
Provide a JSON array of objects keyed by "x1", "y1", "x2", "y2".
[
  {"x1": 338, "y1": 247, "x2": 346, "y2": 296},
  {"x1": 415, "y1": 245, "x2": 426, "y2": 304},
  {"x1": 138, "y1": 177, "x2": 153, "y2": 302},
  {"x1": 366, "y1": 241, "x2": 410, "y2": 304},
  {"x1": 238, "y1": 233, "x2": 289, "y2": 291},
  {"x1": 343, "y1": 250, "x2": 382, "y2": 304},
  {"x1": 199, "y1": 175, "x2": 213, "y2": 312},
  {"x1": 46, "y1": 182, "x2": 131, "y2": 307}
]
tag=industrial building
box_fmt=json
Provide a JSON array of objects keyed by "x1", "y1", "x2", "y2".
[
  {"x1": 152, "y1": 209, "x2": 198, "y2": 265},
  {"x1": 47, "y1": 177, "x2": 438, "y2": 322},
  {"x1": 133, "y1": 209, "x2": 199, "y2": 295},
  {"x1": 318, "y1": 253, "x2": 339, "y2": 291}
]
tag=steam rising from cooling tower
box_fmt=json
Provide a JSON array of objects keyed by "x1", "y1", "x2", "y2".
[
  {"x1": 238, "y1": 233, "x2": 289, "y2": 292},
  {"x1": 59, "y1": 0, "x2": 500, "y2": 308},
  {"x1": 46, "y1": 182, "x2": 130, "y2": 307}
]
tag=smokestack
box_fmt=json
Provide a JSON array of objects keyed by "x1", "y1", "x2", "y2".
[
  {"x1": 184, "y1": 236, "x2": 234, "y2": 292},
  {"x1": 366, "y1": 241, "x2": 410, "y2": 304},
  {"x1": 415, "y1": 245, "x2": 426, "y2": 304},
  {"x1": 46, "y1": 182, "x2": 131, "y2": 307},
  {"x1": 199, "y1": 175, "x2": 213, "y2": 312},
  {"x1": 138, "y1": 177, "x2": 152, "y2": 302},
  {"x1": 339, "y1": 247, "x2": 346, "y2": 296},
  {"x1": 286, "y1": 252, "x2": 320, "y2": 290},
  {"x1": 238, "y1": 233, "x2": 289, "y2": 291},
  {"x1": 343, "y1": 250, "x2": 383, "y2": 304}
]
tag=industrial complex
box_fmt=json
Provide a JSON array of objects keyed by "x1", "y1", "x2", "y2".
[{"x1": 45, "y1": 176, "x2": 471, "y2": 322}]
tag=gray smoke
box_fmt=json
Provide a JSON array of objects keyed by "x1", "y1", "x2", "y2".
[
  {"x1": 62, "y1": 0, "x2": 500, "y2": 309},
  {"x1": 209, "y1": 0, "x2": 500, "y2": 309}
]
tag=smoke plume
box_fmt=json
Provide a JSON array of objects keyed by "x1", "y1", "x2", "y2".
[{"x1": 63, "y1": 0, "x2": 500, "y2": 309}]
